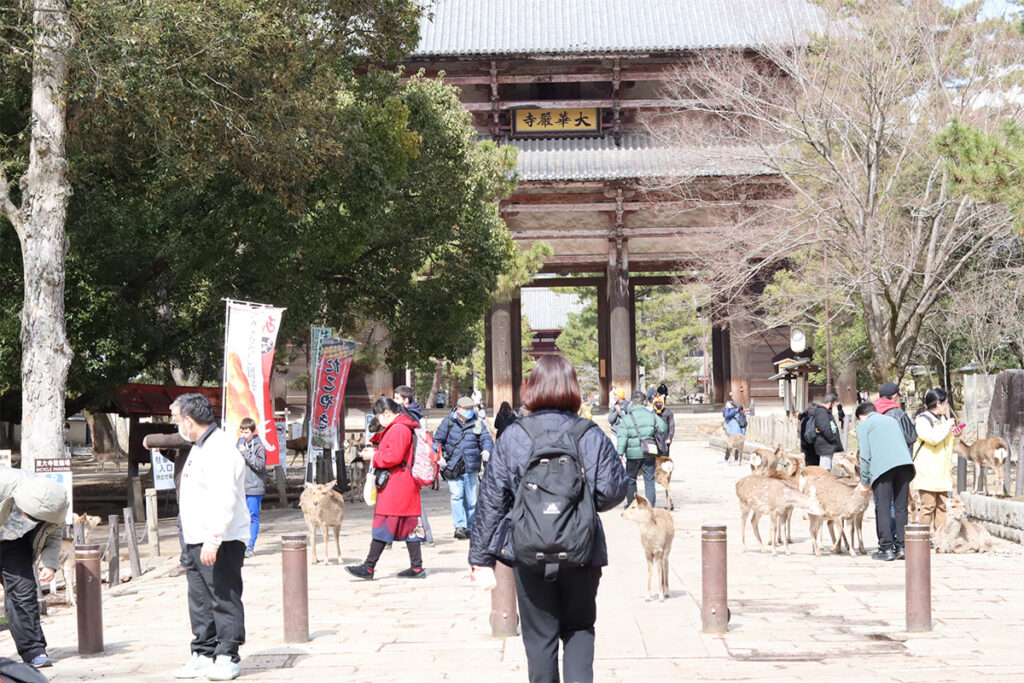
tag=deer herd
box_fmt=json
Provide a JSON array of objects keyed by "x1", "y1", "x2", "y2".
[{"x1": 737, "y1": 440, "x2": 997, "y2": 557}]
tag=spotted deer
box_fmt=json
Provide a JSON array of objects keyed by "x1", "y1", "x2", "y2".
[
  {"x1": 953, "y1": 436, "x2": 1010, "y2": 496},
  {"x1": 299, "y1": 482, "x2": 345, "y2": 564},
  {"x1": 736, "y1": 474, "x2": 821, "y2": 556}
]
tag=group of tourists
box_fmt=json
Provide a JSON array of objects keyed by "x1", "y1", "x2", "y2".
[{"x1": 855, "y1": 383, "x2": 963, "y2": 561}]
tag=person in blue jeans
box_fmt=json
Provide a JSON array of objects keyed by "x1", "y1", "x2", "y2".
[
  {"x1": 236, "y1": 418, "x2": 266, "y2": 558},
  {"x1": 434, "y1": 396, "x2": 495, "y2": 539}
]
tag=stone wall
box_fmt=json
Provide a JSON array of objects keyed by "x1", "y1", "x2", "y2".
[{"x1": 960, "y1": 492, "x2": 1024, "y2": 545}]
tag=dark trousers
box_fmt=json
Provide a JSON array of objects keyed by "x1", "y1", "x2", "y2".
[
  {"x1": 514, "y1": 565, "x2": 602, "y2": 683},
  {"x1": 184, "y1": 541, "x2": 246, "y2": 662},
  {"x1": 625, "y1": 457, "x2": 656, "y2": 507},
  {"x1": 872, "y1": 464, "x2": 914, "y2": 550},
  {"x1": 0, "y1": 528, "x2": 46, "y2": 662}
]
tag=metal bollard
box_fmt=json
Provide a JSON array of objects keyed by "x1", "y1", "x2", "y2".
[
  {"x1": 701, "y1": 524, "x2": 728, "y2": 634},
  {"x1": 905, "y1": 524, "x2": 931, "y2": 632},
  {"x1": 490, "y1": 563, "x2": 519, "y2": 637},
  {"x1": 75, "y1": 544, "x2": 104, "y2": 654},
  {"x1": 145, "y1": 488, "x2": 160, "y2": 558},
  {"x1": 282, "y1": 534, "x2": 309, "y2": 643}
]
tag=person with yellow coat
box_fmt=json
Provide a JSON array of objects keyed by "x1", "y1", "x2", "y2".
[{"x1": 911, "y1": 387, "x2": 965, "y2": 532}]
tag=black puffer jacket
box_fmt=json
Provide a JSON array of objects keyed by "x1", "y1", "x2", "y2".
[{"x1": 469, "y1": 410, "x2": 628, "y2": 568}]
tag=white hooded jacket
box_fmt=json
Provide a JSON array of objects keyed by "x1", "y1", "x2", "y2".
[{"x1": 0, "y1": 468, "x2": 69, "y2": 569}]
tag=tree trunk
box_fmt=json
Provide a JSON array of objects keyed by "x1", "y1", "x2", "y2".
[
  {"x1": 4, "y1": 0, "x2": 74, "y2": 470},
  {"x1": 83, "y1": 411, "x2": 126, "y2": 457},
  {"x1": 427, "y1": 360, "x2": 443, "y2": 407}
]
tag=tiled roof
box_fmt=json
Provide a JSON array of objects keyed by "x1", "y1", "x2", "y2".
[
  {"x1": 413, "y1": 0, "x2": 829, "y2": 57},
  {"x1": 507, "y1": 134, "x2": 771, "y2": 182}
]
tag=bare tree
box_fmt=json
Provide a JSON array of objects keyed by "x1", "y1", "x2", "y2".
[
  {"x1": 1, "y1": 1, "x2": 73, "y2": 469},
  {"x1": 648, "y1": 0, "x2": 1023, "y2": 384}
]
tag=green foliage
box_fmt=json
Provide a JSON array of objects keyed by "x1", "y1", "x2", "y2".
[
  {"x1": 1, "y1": 1, "x2": 520, "y2": 408},
  {"x1": 557, "y1": 288, "x2": 600, "y2": 393},
  {"x1": 635, "y1": 287, "x2": 705, "y2": 395}
]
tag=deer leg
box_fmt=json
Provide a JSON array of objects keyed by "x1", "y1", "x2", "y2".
[
  {"x1": 334, "y1": 526, "x2": 342, "y2": 564},
  {"x1": 646, "y1": 552, "x2": 655, "y2": 601},
  {"x1": 808, "y1": 515, "x2": 822, "y2": 557},
  {"x1": 660, "y1": 554, "x2": 669, "y2": 601},
  {"x1": 769, "y1": 514, "x2": 779, "y2": 556},
  {"x1": 829, "y1": 519, "x2": 844, "y2": 554},
  {"x1": 740, "y1": 507, "x2": 750, "y2": 552},
  {"x1": 750, "y1": 512, "x2": 766, "y2": 553}
]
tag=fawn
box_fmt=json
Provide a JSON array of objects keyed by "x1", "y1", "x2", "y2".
[
  {"x1": 654, "y1": 456, "x2": 675, "y2": 510},
  {"x1": 736, "y1": 474, "x2": 821, "y2": 556},
  {"x1": 622, "y1": 494, "x2": 675, "y2": 601},
  {"x1": 299, "y1": 482, "x2": 345, "y2": 564},
  {"x1": 953, "y1": 436, "x2": 1010, "y2": 496}
]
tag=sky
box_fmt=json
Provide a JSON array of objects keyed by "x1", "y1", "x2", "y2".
[{"x1": 959, "y1": 0, "x2": 1021, "y2": 18}]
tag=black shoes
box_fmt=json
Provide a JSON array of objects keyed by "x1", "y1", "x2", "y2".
[
  {"x1": 345, "y1": 564, "x2": 375, "y2": 580},
  {"x1": 894, "y1": 544, "x2": 906, "y2": 560},
  {"x1": 397, "y1": 567, "x2": 427, "y2": 579},
  {"x1": 872, "y1": 546, "x2": 897, "y2": 561},
  {"x1": 454, "y1": 527, "x2": 469, "y2": 540}
]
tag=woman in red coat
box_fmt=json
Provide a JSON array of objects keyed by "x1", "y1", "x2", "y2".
[{"x1": 346, "y1": 397, "x2": 426, "y2": 579}]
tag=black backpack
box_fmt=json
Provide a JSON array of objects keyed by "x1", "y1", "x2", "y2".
[
  {"x1": 801, "y1": 415, "x2": 818, "y2": 447},
  {"x1": 509, "y1": 416, "x2": 597, "y2": 581},
  {"x1": 735, "y1": 409, "x2": 747, "y2": 430}
]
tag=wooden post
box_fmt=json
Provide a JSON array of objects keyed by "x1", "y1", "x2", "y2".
[
  {"x1": 122, "y1": 506, "x2": 143, "y2": 580},
  {"x1": 145, "y1": 488, "x2": 160, "y2": 558},
  {"x1": 106, "y1": 515, "x2": 120, "y2": 586},
  {"x1": 274, "y1": 466, "x2": 289, "y2": 508},
  {"x1": 128, "y1": 476, "x2": 144, "y2": 521},
  {"x1": 75, "y1": 544, "x2": 104, "y2": 654},
  {"x1": 701, "y1": 525, "x2": 729, "y2": 633}
]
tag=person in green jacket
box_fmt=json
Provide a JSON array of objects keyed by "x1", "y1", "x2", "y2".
[
  {"x1": 617, "y1": 391, "x2": 667, "y2": 508},
  {"x1": 854, "y1": 402, "x2": 915, "y2": 562}
]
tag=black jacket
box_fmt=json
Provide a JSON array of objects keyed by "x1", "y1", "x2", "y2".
[
  {"x1": 654, "y1": 406, "x2": 675, "y2": 443},
  {"x1": 493, "y1": 410, "x2": 517, "y2": 438},
  {"x1": 813, "y1": 405, "x2": 844, "y2": 457},
  {"x1": 469, "y1": 410, "x2": 628, "y2": 568}
]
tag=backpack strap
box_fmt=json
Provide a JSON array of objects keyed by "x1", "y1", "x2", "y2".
[{"x1": 518, "y1": 416, "x2": 595, "y2": 462}]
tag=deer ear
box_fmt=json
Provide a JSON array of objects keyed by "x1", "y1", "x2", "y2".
[{"x1": 635, "y1": 494, "x2": 652, "y2": 508}]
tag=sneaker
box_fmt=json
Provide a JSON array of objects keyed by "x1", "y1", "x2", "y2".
[
  {"x1": 894, "y1": 544, "x2": 905, "y2": 560},
  {"x1": 345, "y1": 564, "x2": 375, "y2": 580},
  {"x1": 171, "y1": 653, "x2": 214, "y2": 679},
  {"x1": 244, "y1": 547, "x2": 254, "y2": 558},
  {"x1": 453, "y1": 527, "x2": 468, "y2": 540},
  {"x1": 30, "y1": 654, "x2": 53, "y2": 669},
  {"x1": 205, "y1": 655, "x2": 241, "y2": 681},
  {"x1": 397, "y1": 567, "x2": 427, "y2": 579},
  {"x1": 871, "y1": 546, "x2": 897, "y2": 561}
]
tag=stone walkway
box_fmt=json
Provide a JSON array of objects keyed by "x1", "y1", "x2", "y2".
[{"x1": 21, "y1": 438, "x2": 1024, "y2": 681}]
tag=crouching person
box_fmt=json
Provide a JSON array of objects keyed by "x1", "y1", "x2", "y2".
[
  {"x1": 171, "y1": 393, "x2": 250, "y2": 681},
  {"x1": 0, "y1": 468, "x2": 69, "y2": 669}
]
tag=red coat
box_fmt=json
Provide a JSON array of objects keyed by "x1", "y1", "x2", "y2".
[{"x1": 372, "y1": 413, "x2": 421, "y2": 517}]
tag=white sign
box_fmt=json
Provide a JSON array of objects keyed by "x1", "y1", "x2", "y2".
[
  {"x1": 34, "y1": 457, "x2": 74, "y2": 525},
  {"x1": 150, "y1": 449, "x2": 176, "y2": 491}
]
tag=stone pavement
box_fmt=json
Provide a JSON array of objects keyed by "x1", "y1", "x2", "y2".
[{"x1": 21, "y1": 438, "x2": 1024, "y2": 682}]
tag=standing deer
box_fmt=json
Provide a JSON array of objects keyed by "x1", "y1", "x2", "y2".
[
  {"x1": 622, "y1": 494, "x2": 675, "y2": 601},
  {"x1": 736, "y1": 475, "x2": 821, "y2": 556},
  {"x1": 717, "y1": 426, "x2": 745, "y2": 464},
  {"x1": 299, "y1": 481, "x2": 345, "y2": 564},
  {"x1": 953, "y1": 436, "x2": 1010, "y2": 496},
  {"x1": 654, "y1": 456, "x2": 675, "y2": 510}
]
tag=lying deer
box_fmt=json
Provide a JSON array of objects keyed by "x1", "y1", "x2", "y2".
[
  {"x1": 717, "y1": 426, "x2": 745, "y2": 464},
  {"x1": 622, "y1": 494, "x2": 675, "y2": 601},
  {"x1": 934, "y1": 495, "x2": 995, "y2": 553},
  {"x1": 299, "y1": 481, "x2": 345, "y2": 564},
  {"x1": 953, "y1": 436, "x2": 1010, "y2": 496},
  {"x1": 654, "y1": 456, "x2": 675, "y2": 510},
  {"x1": 736, "y1": 474, "x2": 821, "y2": 556}
]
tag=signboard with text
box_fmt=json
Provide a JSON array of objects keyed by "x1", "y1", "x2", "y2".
[
  {"x1": 34, "y1": 458, "x2": 73, "y2": 525},
  {"x1": 512, "y1": 108, "x2": 601, "y2": 136},
  {"x1": 308, "y1": 339, "x2": 357, "y2": 451},
  {"x1": 150, "y1": 449, "x2": 176, "y2": 491}
]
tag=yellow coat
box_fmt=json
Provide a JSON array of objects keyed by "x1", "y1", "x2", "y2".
[{"x1": 911, "y1": 412, "x2": 955, "y2": 493}]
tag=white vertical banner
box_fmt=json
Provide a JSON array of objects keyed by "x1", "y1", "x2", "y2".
[{"x1": 223, "y1": 301, "x2": 286, "y2": 466}]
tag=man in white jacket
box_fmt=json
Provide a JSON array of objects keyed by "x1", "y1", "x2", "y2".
[{"x1": 170, "y1": 393, "x2": 249, "y2": 681}]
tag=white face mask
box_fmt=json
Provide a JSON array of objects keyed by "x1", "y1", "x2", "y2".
[{"x1": 178, "y1": 418, "x2": 191, "y2": 442}]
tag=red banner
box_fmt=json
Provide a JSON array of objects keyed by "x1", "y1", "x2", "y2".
[{"x1": 309, "y1": 340, "x2": 356, "y2": 450}]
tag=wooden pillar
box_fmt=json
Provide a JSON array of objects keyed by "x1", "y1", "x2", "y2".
[
  {"x1": 729, "y1": 322, "x2": 751, "y2": 406},
  {"x1": 607, "y1": 246, "x2": 632, "y2": 395},
  {"x1": 597, "y1": 277, "x2": 610, "y2": 407},
  {"x1": 488, "y1": 299, "x2": 517, "y2": 411},
  {"x1": 629, "y1": 283, "x2": 639, "y2": 390},
  {"x1": 837, "y1": 363, "x2": 858, "y2": 408},
  {"x1": 511, "y1": 294, "x2": 523, "y2": 408},
  {"x1": 712, "y1": 326, "x2": 729, "y2": 405},
  {"x1": 485, "y1": 311, "x2": 495, "y2": 413}
]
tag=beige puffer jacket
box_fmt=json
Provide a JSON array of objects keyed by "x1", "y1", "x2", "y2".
[{"x1": 0, "y1": 468, "x2": 69, "y2": 569}]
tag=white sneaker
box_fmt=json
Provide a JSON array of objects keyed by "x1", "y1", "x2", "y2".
[
  {"x1": 172, "y1": 653, "x2": 214, "y2": 679},
  {"x1": 205, "y1": 655, "x2": 241, "y2": 681}
]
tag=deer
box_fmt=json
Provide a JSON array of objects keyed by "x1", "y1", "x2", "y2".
[
  {"x1": 717, "y1": 425, "x2": 745, "y2": 464},
  {"x1": 654, "y1": 455, "x2": 675, "y2": 510},
  {"x1": 953, "y1": 436, "x2": 1010, "y2": 496},
  {"x1": 750, "y1": 446, "x2": 784, "y2": 475},
  {"x1": 933, "y1": 495, "x2": 995, "y2": 553},
  {"x1": 299, "y1": 481, "x2": 345, "y2": 564},
  {"x1": 697, "y1": 423, "x2": 721, "y2": 436},
  {"x1": 56, "y1": 513, "x2": 103, "y2": 605},
  {"x1": 736, "y1": 474, "x2": 821, "y2": 556},
  {"x1": 799, "y1": 473, "x2": 871, "y2": 556},
  {"x1": 622, "y1": 494, "x2": 675, "y2": 601}
]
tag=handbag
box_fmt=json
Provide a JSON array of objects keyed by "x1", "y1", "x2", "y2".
[
  {"x1": 374, "y1": 467, "x2": 391, "y2": 490},
  {"x1": 628, "y1": 411, "x2": 660, "y2": 456},
  {"x1": 363, "y1": 469, "x2": 377, "y2": 507},
  {"x1": 441, "y1": 457, "x2": 466, "y2": 481}
]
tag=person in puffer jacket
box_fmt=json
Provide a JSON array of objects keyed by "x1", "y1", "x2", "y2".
[
  {"x1": 470, "y1": 355, "x2": 627, "y2": 683},
  {"x1": 235, "y1": 417, "x2": 266, "y2": 559},
  {"x1": 434, "y1": 397, "x2": 495, "y2": 540},
  {"x1": 0, "y1": 467, "x2": 69, "y2": 669}
]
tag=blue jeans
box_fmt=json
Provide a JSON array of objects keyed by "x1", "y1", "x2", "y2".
[
  {"x1": 245, "y1": 495, "x2": 263, "y2": 549},
  {"x1": 447, "y1": 472, "x2": 479, "y2": 531},
  {"x1": 625, "y1": 457, "x2": 656, "y2": 508}
]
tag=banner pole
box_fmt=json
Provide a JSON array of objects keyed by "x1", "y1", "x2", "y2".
[{"x1": 222, "y1": 299, "x2": 232, "y2": 427}]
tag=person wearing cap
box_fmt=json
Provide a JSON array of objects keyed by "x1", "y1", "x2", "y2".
[
  {"x1": 434, "y1": 396, "x2": 495, "y2": 540},
  {"x1": 617, "y1": 391, "x2": 668, "y2": 507},
  {"x1": 811, "y1": 392, "x2": 844, "y2": 471},
  {"x1": 607, "y1": 388, "x2": 631, "y2": 435},
  {"x1": 873, "y1": 382, "x2": 917, "y2": 447},
  {"x1": 0, "y1": 468, "x2": 69, "y2": 669}
]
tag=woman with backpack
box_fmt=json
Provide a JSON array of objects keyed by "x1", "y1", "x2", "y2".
[
  {"x1": 469, "y1": 355, "x2": 628, "y2": 683},
  {"x1": 911, "y1": 387, "x2": 964, "y2": 533},
  {"x1": 346, "y1": 398, "x2": 427, "y2": 580}
]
